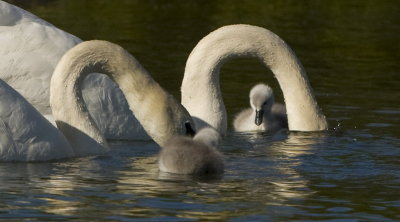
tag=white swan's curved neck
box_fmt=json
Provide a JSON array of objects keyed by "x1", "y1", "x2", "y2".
[
  {"x1": 181, "y1": 25, "x2": 328, "y2": 132},
  {"x1": 51, "y1": 41, "x2": 194, "y2": 155}
]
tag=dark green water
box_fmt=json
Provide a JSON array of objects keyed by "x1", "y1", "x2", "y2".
[{"x1": 1, "y1": 0, "x2": 400, "y2": 221}]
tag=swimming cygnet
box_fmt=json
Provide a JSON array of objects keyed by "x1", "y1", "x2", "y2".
[
  {"x1": 158, "y1": 127, "x2": 224, "y2": 175},
  {"x1": 233, "y1": 83, "x2": 288, "y2": 132}
]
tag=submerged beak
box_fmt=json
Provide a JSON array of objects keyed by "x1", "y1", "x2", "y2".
[
  {"x1": 255, "y1": 109, "x2": 264, "y2": 126},
  {"x1": 185, "y1": 122, "x2": 196, "y2": 137}
]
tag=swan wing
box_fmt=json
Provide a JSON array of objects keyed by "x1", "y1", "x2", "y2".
[
  {"x1": 0, "y1": 79, "x2": 74, "y2": 161},
  {"x1": 82, "y1": 74, "x2": 152, "y2": 140},
  {"x1": 0, "y1": 117, "x2": 20, "y2": 161}
]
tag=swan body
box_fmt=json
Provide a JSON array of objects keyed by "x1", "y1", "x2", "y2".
[
  {"x1": 0, "y1": 79, "x2": 74, "y2": 161},
  {"x1": 0, "y1": 1, "x2": 149, "y2": 140},
  {"x1": 234, "y1": 83, "x2": 288, "y2": 132},
  {"x1": 50, "y1": 40, "x2": 195, "y2": 156},
  {"x1": 158, "y1": 127, "x2": 224, "y2": 175},
  {"x1": 181, "y1": 24, "x2": 328, "y2": 133}
]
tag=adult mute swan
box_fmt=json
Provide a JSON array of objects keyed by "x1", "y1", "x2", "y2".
[
  {"x1": 0, "y1": 1, "x2": 149, "y2": 140},
  {"x1": 181, "y1": 24, "x2": 328, "y2": 134},
  {"x1": 51, "y1": 40, "x2": 195, "y2": 156},
  {"x1": 158, "y1": 127, "x2": 224, "y2": 175},
  {"x1": 0, "y1": 40, "x2": 194, "y2": 161},
  {"x1": 233, "y1": 83, "x2": 288, "y2": 132}
]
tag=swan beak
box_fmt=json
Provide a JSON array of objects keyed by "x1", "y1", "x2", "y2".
[
  {"x1": 185, "y1": 122, "x2": 196, "y2": 137},
  {"x1": 255, "y1": 110, "x2": 264, "y2": 126}
]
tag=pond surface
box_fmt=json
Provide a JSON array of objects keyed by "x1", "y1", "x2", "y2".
[{"x1": 2, "y1": 0, "x2": 400, "y2": 221}]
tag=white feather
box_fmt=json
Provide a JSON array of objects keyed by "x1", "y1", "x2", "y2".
[{"x1": 0, "y1": 1, "x2": 150, "y2": 140}]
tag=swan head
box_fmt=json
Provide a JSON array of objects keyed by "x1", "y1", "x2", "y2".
[
  {"x1": 249, "y1": 83, "x2": 274, "y2": 126},
  {"x1": 185, "y1": 121, "x2": 196, "y2": 137}
]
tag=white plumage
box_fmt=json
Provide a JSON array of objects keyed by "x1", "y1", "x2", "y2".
[
  {"x1": 1, "y1": 1, "x2": 327, "y2": 149},
  {"x1": 0, "y1": 79, "x2": 74, "y2": 161},
  {"x1": 51, "y1": 40, "x2": 195, "y2": 156},
  {"x1": 0, "y1": 40, "x2": 195, "y2": 161},
  {"x1": 0, "y1": 1, "x2": 150, "y2": 140},
  {"x1": 182, "y1": 24, "x2": 328, "y2": 133}
]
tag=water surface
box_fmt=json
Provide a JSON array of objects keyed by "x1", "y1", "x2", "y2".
[{"x1": 1, "y1": 0, "x2": 400, "y2": 221}]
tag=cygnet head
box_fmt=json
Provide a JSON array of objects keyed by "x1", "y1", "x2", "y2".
[
  {"x1": 158, "y1": 127, "x2": 224, "y2": 175},
  {"x1": 249, "y1": 83, "x2": 275, "y2": 126},
  {"x1": 193, "y1": 127, "x2": 221, "y2": 148}
]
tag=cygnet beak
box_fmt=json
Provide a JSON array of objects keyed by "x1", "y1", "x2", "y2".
[
  {"x1": 255, "y1": 109, "x2": 264, "y2": 126},
  {"x1": 185, "y1": 122, "x2": 196, "y2": 137}
]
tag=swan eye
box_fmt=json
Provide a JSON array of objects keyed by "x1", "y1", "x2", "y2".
[{"x1": 263, "y1": 101, "x2": 267, "y2": 106}]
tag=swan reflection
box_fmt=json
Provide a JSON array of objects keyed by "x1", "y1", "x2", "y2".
[{"x1": 222, "y1": 131, "x2": 329, "y2": 203}]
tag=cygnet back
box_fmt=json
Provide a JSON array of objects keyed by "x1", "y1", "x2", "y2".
[{"x1": 158, "y1": 127, "x2": 224, "y2": 175}]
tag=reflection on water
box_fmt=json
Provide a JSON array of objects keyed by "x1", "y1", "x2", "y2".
[
  {"x1": 0, "y1": 130, "x2": 399, "y2": 220},
  {"x1": 1, "y1": 0, "x2": 400, "y2": 220}
]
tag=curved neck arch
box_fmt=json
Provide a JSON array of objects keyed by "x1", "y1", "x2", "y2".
[
  {"x1": 181, "y1": 24, "x2": 328, "y2": 133},
  {"x1": 51, "y1": 40, "x2": 194, "y2": 156}
]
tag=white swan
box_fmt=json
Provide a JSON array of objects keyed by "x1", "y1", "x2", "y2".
[
  {"x1": 158, "y1": 127, "x2": 224, "y2": 175},
  {"x1": 1, "y1": 3, "x2": 328, "y2": 137},
  {"x1": 233, "y1": 83, "x2": 288, "y2": 132},
  {"x1": 0, "y1": 40, "x2": 194, "y2": 161},
  {"x1": 0, "y1": 1, "x2": 149, "y2": 140},
  {"x1": 181, "y1": 24, "x2": 328, "y2": 134},
  {"x1": 0, "y1": 79, "x2": 74, "y2": 161},
  {"x1": 50, "y1": 40, "x2": 195, "y2": 156}
]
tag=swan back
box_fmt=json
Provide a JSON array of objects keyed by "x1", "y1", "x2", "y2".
[
  {"x1": 1, "y1": 1, "x2": 149, "y2": 141},
  {"x1": 0, "y1": 1, "x2": 52, "y2": 26},
  {"x1": 0, "y1": 1, "x2": 81, "y2": 114},
  {"x1": 182, "y1": 24, "x2": 328, "y2": 132},
  {"x1": 51, "y1": 40, "x2": 195, "y2": 155},
  {"x1": 158, "y1": 127, "x2": 224, "y2": 175},
  {"x1": 0, "y1": 79, "x2": 74, "y2": 161}
]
